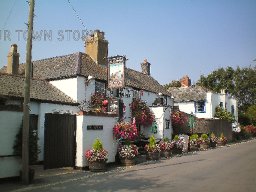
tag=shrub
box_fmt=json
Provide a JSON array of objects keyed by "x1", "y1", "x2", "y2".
[
  {"x1": 243, "y1": 125, "x2": 256, "y2": 137},
  {"x1": 144, "y1": 135, "x2": 161, "y2": 153},
  {"x1": 13, "y1": 124, "x2": 40, "y2": 165}
]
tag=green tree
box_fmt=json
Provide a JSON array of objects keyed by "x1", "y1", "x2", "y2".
[
  {"x1": 197, "y1": 66, "x2": 256, "y2": 110},
  {"x1": 163, "y1": 80, "x2": 181, "y2": 89},
  {"x1": 214, "y1": 107, "x2": 235, "y2": 123},
  {"x1": 246, "y1": 105, "x2": 256, "y2": 125}
]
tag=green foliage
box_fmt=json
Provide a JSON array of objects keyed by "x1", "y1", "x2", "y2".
[
  {"x1": 197, "y1": 66, "x2": 256, "y2": 109},
  {"x1": 201, "y1": 134, "x2": 208, "y2": 140},
  {"x1": 244, "y1": 105, "x2": 256, "y2": 126},
  {"x1": 233, "y1": 128, "x2": 251, "y2": 141},
  {"x1": 190, "y1": 134, "x2": 199, "y2": 140},
  {"x1": 163, "y1": 137, "x2": 169, "y2": 142},
  {"x1": 13, "y1": 124, "x2": 40, "y2": 165},
  {"x1": 173, "y1": 135, "x2": 179, "y2": 141},
  {"x1": 210, "y1": 132, "x2": 216, "y2": 138},
  {"x1": 149, "y1": 135, "x2": 156, "y2": 148},
  {"x1": 214, "y1": 107, "x2": 235, "y2": 122},
  {"x1": 92, "y1": 139, "x2": 103, "y2": 151},
  {"x1": 163, "y1": 80, "x2": 181, "y2": 89}
]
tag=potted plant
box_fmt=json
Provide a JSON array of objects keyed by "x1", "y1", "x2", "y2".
[
  {"x1": 118, "y1": 144, "x2": 139, "y2": 166},
  {"x1": 217, "y1": 133, "x2": 228, "y2": 146},
  {"x1": 198, "y1": 134, "x2": 210, "y2": 150},
  {"x1": 189, "y1": 134, "x2": 199, "y2": 151},
  {"x1": 210, "y1": 132, "x2": 218, "y2": 148},
  {"x1": 144, "y1": 135, "x2": 161, "y2": 160},
  {"x1": 85, "y1": 139, "x2": 108, "y2": 172},
  {"x1": 172, "y1": 135, "x2": 184, "y2": 154},
  {"x1": 159, "y1": 138, "x2": 174, "y2": 158}
]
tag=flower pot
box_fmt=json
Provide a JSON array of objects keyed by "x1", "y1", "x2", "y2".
[
  {"x1": 88, "y1": 160, "x2": 106, "y2": 172},
  {"x1": 217, "y1": 141, "x2": 227, "y2": 147},
  {"x1": 161, "y1": 150, "x2": 171, "y2": 158},
  {"x1": 189, "y1": 145, "x2": 199, "y2": 152},
  {"x1": 136, "y1": 154, "x2": 147, "y2": 164},
  {"x1": 210, "y1": 141, "x2": 217, "y2": 148},
  {"x1": 199, "y1": 143, "x2": 209, "y2": 150},
  {"x1": 172, "y1": 147, "x2": 183, "y2": 154},
  {"x1": 148, "y1": 151, "x2": 160, "y2": 160},
  {"x1": 120, "y1": 158, "x2": 136, "y2": 166}
]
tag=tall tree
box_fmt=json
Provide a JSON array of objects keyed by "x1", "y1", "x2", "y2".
[
  {"x1": 163, "y1": 80, "x2": 181, "y2": 89},
  {"x1": 197, "y1": 66, "x2": 256, "y2": 110}
]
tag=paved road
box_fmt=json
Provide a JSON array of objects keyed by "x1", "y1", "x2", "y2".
[{"x1": 2, "y1": 139, "x2": 256, "y2": 192}]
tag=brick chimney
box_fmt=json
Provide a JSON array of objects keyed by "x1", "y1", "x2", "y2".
[
  {"x1": 141, "y1": 59, "x2": 151, "y2": 75},
  {"x1": 85, "y1": 30, "x2": 108, "y2": 66},
  {"x1": 7, "y1": 44, "x2": 19, "y2": 75},
  {"x1": 180, "y1": 75, "x2": 191, "y2": 87}
]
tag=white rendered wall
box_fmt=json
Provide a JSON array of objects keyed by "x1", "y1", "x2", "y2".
[
  {"x1": 176, "y1": 92, "x2": 238, "y2": 120},
  {"x1": 141, "y1": 107, "x2": 172, "y2": 140},
  {"x1": 120, "y1": 87, "x2": 172, "y2": 123},
  {"x1": 50, "y1": 76, "x2": 95, "y2": 103},
  {"x1": 76, "y1": 115, "x2": 118, "y2": 167},
  {"x1": 50, "y1": 77, "x2": 78, "y2": 102},
  {"x1": 0, "y1": 111, "x2": 23, "y2": 178}
]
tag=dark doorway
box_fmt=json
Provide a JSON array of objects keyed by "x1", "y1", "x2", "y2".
[{"x1": 44, "y1": 113, "x2": 76, "y2": 169}]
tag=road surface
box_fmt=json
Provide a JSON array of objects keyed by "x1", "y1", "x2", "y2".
[{"x1": 2, "y1": 139, "x2": 256, "y2": 192}]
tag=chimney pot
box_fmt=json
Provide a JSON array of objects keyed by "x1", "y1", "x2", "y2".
[
  {"x1": 85, "y1": 30, "x2": 108, "y2": 66},
  {"x1": 141, "y1": 59, "x2": 151, "y2": 75},
  {"x1": 7, "y1": 44, "x2": 19, "y2": 75},
  {"x1": 180, "y1": 75, "x2": 191, "y2": 87}
]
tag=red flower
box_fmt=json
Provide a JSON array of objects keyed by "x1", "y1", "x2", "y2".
[
  {"x1": 131, "y1": 98, "x2": 155, "y2": 126},
  {"x1": 113, "y1": 121, "x2": 138, "y2": 141}
]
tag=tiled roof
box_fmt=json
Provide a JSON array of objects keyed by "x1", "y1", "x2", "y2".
[
  {"x1": 0, "y1": 74, "x2": 77, "y2": 105},
  {"x1": 1, "y1": 52, "x2": 169, "y2": 96},
  {"x1": 168, "y1": 86, "x2": 207, "y2": 102}
]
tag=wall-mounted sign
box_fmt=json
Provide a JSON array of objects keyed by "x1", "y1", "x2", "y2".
[
  {"x1": 87, "y1": 125, "x2": 103, "y2": 130},
  {"x1": 108, "y1": 56, "x2": 126, "y2": 89}
]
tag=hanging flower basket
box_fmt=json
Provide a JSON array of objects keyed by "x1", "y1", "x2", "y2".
[{"x1": 131, "y1": 98, "x2": 155, "y2": 126}]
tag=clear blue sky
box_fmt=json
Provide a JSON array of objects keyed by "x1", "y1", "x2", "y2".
[{"x1": 0, "y1": 0, "x2": 255, "y2": 84}]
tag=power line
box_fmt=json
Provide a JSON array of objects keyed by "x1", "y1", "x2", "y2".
[
  {"x1": 2, "y1": 0, "x2": 18, "y2": 29},
  {"x1": 67, "y1": 0, "x2": 86, "y2": 29}
]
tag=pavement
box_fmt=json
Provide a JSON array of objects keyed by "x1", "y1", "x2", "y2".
[{"x1": 1, "y1": 138, "x2": 256, "y2": 192}]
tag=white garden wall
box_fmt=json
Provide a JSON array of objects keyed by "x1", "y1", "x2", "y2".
[
  {"x1": 141, "y1": 106, "x2": 172, "y2": 140},
  {"x1": 0, "y1": 111, "x2": 22, "y2": 178},
  {"x1": 76, "y1": 114, "x2": 118, "y2": 167}
]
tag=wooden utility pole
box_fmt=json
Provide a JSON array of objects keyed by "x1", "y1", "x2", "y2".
[{"x1": 22, "y1": 0, "x2": 34, "y2": 184}]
